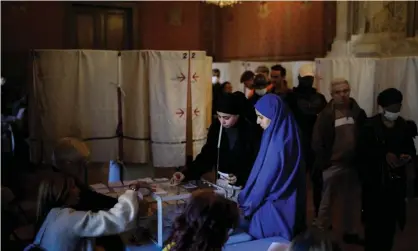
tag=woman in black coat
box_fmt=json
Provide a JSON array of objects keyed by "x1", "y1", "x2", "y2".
[{"x1": 171, "y1": 93, "x2": 262, "y2": 200}]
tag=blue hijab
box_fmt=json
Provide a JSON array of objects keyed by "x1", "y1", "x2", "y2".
[{"x1": 238, "y1": 94, "x2": 305, "y2": 239}]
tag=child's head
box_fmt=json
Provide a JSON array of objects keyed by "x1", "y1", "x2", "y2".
[
  {"x1": 168, "y1": 189, "x2": 239, "y2": 251},
  {"x1": 288, "y1": 229, "x2": 341, "y2": 251}
]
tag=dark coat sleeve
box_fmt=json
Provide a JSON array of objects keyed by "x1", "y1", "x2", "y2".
[
  {"x1": 75, "y1": 184, "x2": 118, "y2": 212},
  {"x1": 318, "y1": 94, "x2": 327, "y2": 112},
  {"x1": 234, "y1": 122, "x2": 262, "y2": 186},
  {"x1": 182, "y1": 121, "x2": 220, "y2": 180}
]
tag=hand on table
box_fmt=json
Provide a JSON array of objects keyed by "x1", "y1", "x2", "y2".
[
  {"x1": 224, "y1": 174, "x2": 237, "y2": 185},
  {"x1": 170, "y1": 172, "x2": 185, "y2": 185},
  {"x1": 128, "y1": 181, "x2": 151, "y2": 191}
]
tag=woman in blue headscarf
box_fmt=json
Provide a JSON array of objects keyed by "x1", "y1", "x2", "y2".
[{"x1": 238, "y1": 94, "x2": 306, "y2": 241}]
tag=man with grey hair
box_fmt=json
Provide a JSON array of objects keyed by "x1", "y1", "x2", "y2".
[
  {"x1": 255, "y1": 65, "x2": 270, "y2": 81},
  {"x1": 311, "y1": 78, "x2": 366, "y2": 245}
]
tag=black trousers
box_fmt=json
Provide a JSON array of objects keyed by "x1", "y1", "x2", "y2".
[
  {"x1": 364, "y1": 213, "x2": 397, "y2": 251},
  {"x1": 311, "y1": 172, "x2": 323, "y2": 217},
  {"x1": 306, "y1": 152, "x2": 322, "y2": 217},
  {"x1": 76, "y1": 188, "x2": 125, "y2": 251}
]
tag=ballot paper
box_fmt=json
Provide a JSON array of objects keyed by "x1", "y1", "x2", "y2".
[
  {"x1": 108, "y1": 181, "x2": 124, "y2": 187},
  {"x1": 90, "y1": 183, "x2": 108, "y2": 190},
  {"x1": 137, "y1": 178, "x2": 154, "y2": 183},
  {"x1": 153, "y1": 178, "x2": 169, "y2": 182},
  {"x1": 95, "y1": 187, "x2": 111, "y2": 194},
  {"x1": 151, "y1": 184, "x2": 167, "y2": 195},
  {"x1": 267, "y1": 242, "x2": 288, "y2": 251},
  {"x1": 113, "y1": 186, "x2": 127, "y2": 193},
  {"x1": 182, "y1": 183, "x2": 197, "y2": 189}
]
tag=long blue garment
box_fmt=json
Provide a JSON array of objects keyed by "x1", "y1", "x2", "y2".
[{"x1": 238, "y1": 94, "x2": 306, "y2": 240}]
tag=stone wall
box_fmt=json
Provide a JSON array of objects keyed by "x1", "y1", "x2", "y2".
[{"x1": 327, "y1": 1, "x2": 418, "y2": 58}]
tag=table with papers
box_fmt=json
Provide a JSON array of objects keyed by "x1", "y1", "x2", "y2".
[{"x1": 90, "y1": 178, "x2": 224, "y2": 248}]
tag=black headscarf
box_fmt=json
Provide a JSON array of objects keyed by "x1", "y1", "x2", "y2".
[
  {"x1": 216, "y1": 93, "x2": 241, "y2": 115},
  {"x1": 377, "y1": 88, "x2": 403, "y2": 107}
]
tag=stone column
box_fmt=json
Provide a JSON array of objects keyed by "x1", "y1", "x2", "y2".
[
  {"x1": 326, "y1": 1, "x2": 350, "y2": 57},
  {"x1": 335, "y1": 1, "x2": 350, "y2": 41},
  {"x1": 328, "y1": 1, "x2": 418, "y2": 57}
]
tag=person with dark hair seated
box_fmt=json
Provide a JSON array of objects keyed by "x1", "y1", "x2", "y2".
[
  {"x1": 359, "y1": 88, "x2": 416, "y2": 251},
  {"x1": 163, "y1": 189, "x2": 240, "y2": 251},
  {"x1": 31, "y1": 173, "x2": 148, "y2": 251},
  {"x1": 171, "y1": 93, "x2": 262, "y2": 201},
  {"x1": 248, "y1": 74, "x2": 270, "y2": 106}
]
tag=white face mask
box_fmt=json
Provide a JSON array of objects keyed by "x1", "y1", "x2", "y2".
[
  {"x1": 383, "y1": 111, "x2": 400, "y2": 121},
  {"x1": 255, "y1": 88, "x2": 267, "y2": 96},
  {"x1": 212, "y1": 76, "x2": 219, "y2": 84}
]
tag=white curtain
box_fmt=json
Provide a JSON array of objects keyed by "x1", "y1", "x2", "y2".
[
  {"x1": 315, "y1": 58, "x2": 377, "y2": 116},
  {"x1": 120, "y1": 51, "x2": 150, "y2": 164},
  {"x1": 147, "y1": 51, "x2": 189, "y2": 167},
  {"x1": 190, "y1": 51, "x2": 212, "y2": 158},
  {"x1": 375, "y1": 57, "x2": 418, "y2": 151},
  {"x1": 204, "y1": 56, "x2": 213, "y2": 135},
  {"x1": 31, "y1": 50, "x2": 119, "y2": 163},
  {"x1": 31, "y1": 50, "x2": 212, "y2": 165}
]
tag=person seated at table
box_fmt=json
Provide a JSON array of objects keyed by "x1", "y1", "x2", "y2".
[
  {"x1": 171, "y1": 93, "x2": 262, "y2": 201},
  {"x1": 163, "y1": 189, "x2": 239, "y2": 251},
  {"x1": 32, "y1": 173, "x2": 148, "y2": 251},
  {"x1": 51, "y1": 137, "x2": 125, "y2": 250},
  {"x1": 238, "y1": 94, "x2": 306, "y2": 240},
  {"x1": 52, "y1": 137, "x2": 119, "y2": 211}
]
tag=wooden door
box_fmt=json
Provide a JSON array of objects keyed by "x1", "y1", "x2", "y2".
[{"x1": 71, "y1": 4, "x2": 132, "y2": 50}]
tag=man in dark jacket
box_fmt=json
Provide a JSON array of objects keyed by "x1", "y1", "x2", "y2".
[
  {"x1": 171, "y1": 93, "x2": 262, "y2": 201},
  {"x1": 359, "y1": 88, "x2": 416, "y2": 251},
  {"x1": 248, "y1": 73, "x2": 270, "y2": 106},
  {"x1": 311, "y1": 78, "x2": 366, "y2": 245},
  {"x1": 270, "y1": 64, "x2": 290, "y2": 96},
  {"x1": 285, "y1": 64, "x2": 327, "y2": 217}
]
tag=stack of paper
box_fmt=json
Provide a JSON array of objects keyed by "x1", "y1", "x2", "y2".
[{"x1": 90, "y1": 183, "x2": 110, "y2": 194}]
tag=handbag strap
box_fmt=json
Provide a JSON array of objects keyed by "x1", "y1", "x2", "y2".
[{"x1": 34, "y1": 208, "x2": 62, "y2": 245}]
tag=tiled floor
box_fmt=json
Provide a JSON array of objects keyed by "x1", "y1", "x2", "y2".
[{"x1": 12, "y1": 163, "x2": 418, "y2": 251}]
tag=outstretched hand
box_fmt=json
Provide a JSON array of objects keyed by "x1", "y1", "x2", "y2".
[
  {"x1": 128, "y1": 181, "x2": 151, "y2": 190},
  {"x1": 226, "y1": 174, "x2": 237, "y2": 185},
  {"x1": 170, "y1": 172, "x2": 185, "y2": 185}
]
